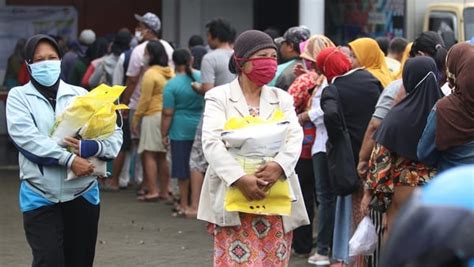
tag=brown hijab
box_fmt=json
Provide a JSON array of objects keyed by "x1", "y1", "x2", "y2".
[{"x1": 436, "y1": 42, "x2": 474, "y2": 150}]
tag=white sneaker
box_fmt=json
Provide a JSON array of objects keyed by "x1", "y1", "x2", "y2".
[{"x1": 308, "y1": 252, "x2": 330, "y2": 266}]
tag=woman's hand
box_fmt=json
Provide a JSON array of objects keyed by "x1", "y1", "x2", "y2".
[
  {"x1": 191, "y1": 82, "x2": 203, "y2": 94},
  {"x1": 162, "y1": 136, "x2": 169, "y2": 149},
  {"x1": 360, "y1": 190, "x2": 373, "y2": 216},
  {"x1": 255, "y1": 161, "x2": 284, "y2": 191},
  {"x1": 64, "y1": 137, "x2": 80, "y2": 155},
  {"x1": 357, "y1": 160, "x2": 369, "y2": 179},
  {"x1": 234, "y1": 175, "x2": 268, "y2": 201},
  {"x1": 71, "y1": 156, "x2": 95, "y2": 177},
  {"x1": 132, "y1": 123, "x2": 140, "y2": 137},
  {"x1": 297, "y1": 111, "x2": 310, "y2": 126},
  {"x1": 293, "y1": 63, "x2": 308, "y2": 77}
]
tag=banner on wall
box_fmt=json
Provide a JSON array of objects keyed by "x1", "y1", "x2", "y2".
[
  {"x1": 326, "y1": 0, "x2": 405, "y2": 45},
  {"x1": 0, "y1": 6, "x2": 77, "y2": 75}
]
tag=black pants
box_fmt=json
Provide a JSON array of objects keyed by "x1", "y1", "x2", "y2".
[
  {"x1": 292, "y1": 158, "x2": 315, "y2": 254},
  {"x1": 23, "y1": 196, "x2": 100, "y2": 267}
]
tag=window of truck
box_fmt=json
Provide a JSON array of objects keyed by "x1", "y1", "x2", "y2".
[
  {"x1": 465, "y1": 8, "x2": 474, "y2": 41},
  {"x1": 428, "y1": 11, "x2": 458, "y2": 41}
]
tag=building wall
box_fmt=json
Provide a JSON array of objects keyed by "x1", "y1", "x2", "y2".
[
  {"x1": 162, "y1": 0, "x2": 253, "y2": 48},
  {"x1": 6, "y1": 0, "x2": 162, "y2": 36}
]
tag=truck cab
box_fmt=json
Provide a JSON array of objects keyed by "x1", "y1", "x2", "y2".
[{"x1": 424, "y1": 3, "x2": 474, "y2": 47}]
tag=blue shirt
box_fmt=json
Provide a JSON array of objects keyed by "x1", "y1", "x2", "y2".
[
  {"x1": 417, "y1": 108, "x2": 474, "y2": 172},
  {"x1": 268, "y1": 59, "x2": 296, "y2": 87},
  {"x1": 163, "y1": 72, "x2": 204, "y2": 140},
  {"x1": 20, "y1": 181, "x2": 100, "y2": 212}
]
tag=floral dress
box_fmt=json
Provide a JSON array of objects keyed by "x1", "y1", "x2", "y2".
[{"x1": 366, "y1": 143, "x2": 437, "y2": 212}]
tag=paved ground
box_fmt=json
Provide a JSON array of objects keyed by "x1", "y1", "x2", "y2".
[{"x1": 0, "y1": 169, "x2": 313, "y2": 267}]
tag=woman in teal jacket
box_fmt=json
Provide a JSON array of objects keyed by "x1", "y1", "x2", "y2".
[{"x1": 6, "y1": 34, "x2": 122, "y2": 267}]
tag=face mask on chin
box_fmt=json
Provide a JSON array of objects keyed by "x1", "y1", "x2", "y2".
[{"x1": 28, "y1": 60, "x2": 61, "y2": 87}]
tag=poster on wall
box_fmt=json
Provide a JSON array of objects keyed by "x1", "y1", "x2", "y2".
[
  {"x1": 326, "y1": 0, "x2": 405, "y2": 45},
  {"x1": 0, "y1": 6, "x2": 77, "y2": 83}
]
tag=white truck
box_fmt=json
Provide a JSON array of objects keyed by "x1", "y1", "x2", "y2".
[{"x1": 407, "y1": 0, "x2": 474, "y2": 46}]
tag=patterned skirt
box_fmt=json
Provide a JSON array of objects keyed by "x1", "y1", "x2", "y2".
[{"x1": 209, "y1": 213, "x2": 292, "y2": 267}]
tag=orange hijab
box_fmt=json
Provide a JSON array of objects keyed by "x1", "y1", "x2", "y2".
[{"x1": 349, "y1": 38, "x2": 393, "y2": 88}]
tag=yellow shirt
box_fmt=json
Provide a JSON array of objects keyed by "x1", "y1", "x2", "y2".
[
  {"x1": 385, "y1": 57, "x2": 401, "y2": 76},
  {"x1": 133, "y1": 65, "x2": 174, "y2": 127}
]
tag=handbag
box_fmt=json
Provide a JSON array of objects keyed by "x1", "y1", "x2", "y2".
[
  {"x1": 224, "y1": 156, "x2": 292, "y2": 216},
  {"x1": 325, "y1": 86, "x2": 360, "y2": 196}
]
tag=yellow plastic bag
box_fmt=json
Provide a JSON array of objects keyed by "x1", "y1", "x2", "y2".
[
  {"x1": 79, "y1": 103, "x2": 128, "y2": 139},
  {"x1": 223, "y1": 109, "x2": 292, "y2": 216},
  {"x1": 51, "y1": 84, "x2": 128, "y2": 144},
  {"x1": 223, "y1": 109, "x2": 285, "y2": 130},
  {"x1": 224, "y1": 156, "x2": 292, "y2": 216}
]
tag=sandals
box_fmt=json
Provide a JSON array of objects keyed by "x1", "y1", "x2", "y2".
[
  {"x1": 137, "y1": 194, "x2": 160, "y2": 202},
  {"x1": 136, "y1": 188, "x2": 148, "y2": 196},
  {"x1": 100, "y1": 183, "x2": 119, "y2": 192}
]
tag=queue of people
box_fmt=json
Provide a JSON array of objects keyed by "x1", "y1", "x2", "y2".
[{"x1": 4, "y1": 9, "x2": 474, "y2": 267}]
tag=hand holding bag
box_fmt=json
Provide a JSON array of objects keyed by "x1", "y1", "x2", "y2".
[{"x1": 224, "y1": 157, "x2": 292, "y2": 216}]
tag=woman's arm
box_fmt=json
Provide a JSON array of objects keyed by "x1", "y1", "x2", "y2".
[
  {"x1": 320, "y1": 85, "x2": 344, "y2": 135},
  {"x1": 161, "y1": 108, "x2": 173, "y2": 147},
  {"x1": 132, "y1": 71, "x2": 154, "y2": 128},
  {"x1": 358, "y1": 118, "x2": 382, "y2": 178},
  {"x1": 6, "y1": 88, "x2": 76, "y2": 167},
  {"x1": 201, "y1": 89, "x2": 247, "y2": 186},
  {"x1": 417, "y1": 108, "x2": 439, "y2": 167}
]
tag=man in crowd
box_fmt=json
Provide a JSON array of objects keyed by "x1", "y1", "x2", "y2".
[{"x1": 270, "y1": 26, "x2": 310, "y2": 91}]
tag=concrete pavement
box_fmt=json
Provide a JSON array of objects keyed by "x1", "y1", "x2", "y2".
[{"x1": 0, "y1": 169, "x2": 312, "y2": 267}]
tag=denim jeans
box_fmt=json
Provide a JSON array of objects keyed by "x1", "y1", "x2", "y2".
[
  {"x1": 312, "y1": 153, "x2": 336, "y2": 256},
  {"x1": 332, "y1": 195, "x2": 352, "y2": 263}
]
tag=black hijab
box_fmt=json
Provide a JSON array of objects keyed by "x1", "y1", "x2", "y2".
[
  {"x1": 25, "y1": 34, "x2": 62, "y2": 108},
  {"x1": 374, "y1": 56, "x2": 442, "y2": 161},
  {"x1": 82, "y1": 37, "x2": 109, "y2": 65}
]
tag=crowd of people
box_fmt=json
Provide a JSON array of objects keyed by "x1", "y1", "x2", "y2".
[{"x1": 4, "y1": 9, "x2": 474, "y2": 267}]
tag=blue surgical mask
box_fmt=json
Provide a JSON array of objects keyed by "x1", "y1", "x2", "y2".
[{"x1": 28, "y1": 60, "x2": 61, "y2": 87}]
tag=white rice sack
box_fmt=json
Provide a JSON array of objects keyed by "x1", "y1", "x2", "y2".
[
  {"x1": 221, "y1": 121, "x2": 289, "y2": 157},
  {"x1": 66, "y1": 157, "x2": 107, "y2": 180}
]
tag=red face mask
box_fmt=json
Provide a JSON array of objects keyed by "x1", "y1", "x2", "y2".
[{"x1": 237, "y1": 57, "x2": 278, "y2": 86}]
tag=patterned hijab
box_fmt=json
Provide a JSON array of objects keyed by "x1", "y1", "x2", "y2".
[
  {"x1": 436, "y1": 42, "x2": 474, "y2": 150},
  {"x1": 349, "y1": 38, "x2": 394, "y2": 88},
  {"x1": 300, "y1": 35, "x2": 335, "y2": 63}
]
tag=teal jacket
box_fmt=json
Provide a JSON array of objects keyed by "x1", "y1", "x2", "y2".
[{"x1": 6, "y1": 80, "x2": 122, "y2": 205}]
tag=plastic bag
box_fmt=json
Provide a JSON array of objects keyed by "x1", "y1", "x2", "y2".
[
  {"x1": 224, "y1": 156, "x2": 292, "y2": 216},
  {"x1": 51, "y1": 84, "x2": 127, "y2": 145},
  {"x1": 222, "y1": 109, "x2": 293, "y2": 216},
  {"x1": 79, "y1": 103, "x2": 127, "y2": 139},
  {"x1": 349, "y1": 216, "x2": 378, "y2": 256},
  {"x1": 66, "y1": 157, "x2": 107, "y2": 181},
  {"x1": 221, "y1": 109, "x2": 289, "y2": 157},
  {"x1": 49, "y1": 84, "x2": 128, "y2": 180}
]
